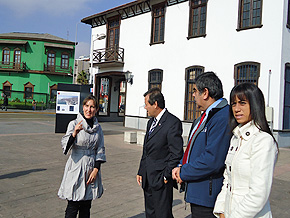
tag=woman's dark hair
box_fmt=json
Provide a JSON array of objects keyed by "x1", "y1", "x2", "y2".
[
  {"x1": 229, "y1": 82, "x2": 277, "y2": 145},
  {"x1": 143, "y1": 87, "x2": 165, "y2": 109},
  {"x1": 83, "y1": 95, "x2": 98, "y2": 108}
]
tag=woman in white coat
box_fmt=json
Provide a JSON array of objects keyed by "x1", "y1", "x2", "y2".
[
  {"x1": 213, "y1": 83, "x2": 278, "y2": 218},
  {"x1": 58, "y1": 95, "x2": 106, "y2": 218}
]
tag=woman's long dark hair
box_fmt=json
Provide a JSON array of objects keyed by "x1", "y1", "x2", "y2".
[{"x1": 229, "y1": 83, "x2": 277, "y2": 146}]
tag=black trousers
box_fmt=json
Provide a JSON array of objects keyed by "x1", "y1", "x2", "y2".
[
  {"x1": 143, "y1": 179, "x2": 174, "y2": 218},
  {"x1": 65, "y1": 200, "x2": 92, "y2": 218},
  {"x1": 190, "y1": 203, "x2": 215, "y2": 218}
]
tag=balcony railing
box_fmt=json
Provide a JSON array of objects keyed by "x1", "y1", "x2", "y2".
[
  {"x1": 93, "y1": 46, "x2": 124, "y2": 67},
  {"x1": 44, "y1": 64, "x2": 72, "y2": 75},
  {"x1": 0, "y1": 62, "x2": 27, "y2": 71}
]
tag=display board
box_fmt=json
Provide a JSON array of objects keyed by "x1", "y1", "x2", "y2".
[{"x1": 56, "y1": 91, "x2": 80, "y2": 114}]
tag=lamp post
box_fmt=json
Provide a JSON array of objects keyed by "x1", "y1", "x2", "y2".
[
  {"x1": 73, "y1": 22, "x2": 81, "y2": 84},
  {"x1": 90, "y1": 33, "x2": 106, "y2": 95}
]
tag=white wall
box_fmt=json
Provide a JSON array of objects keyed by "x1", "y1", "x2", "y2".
[{"x1": 91, "y1": 0, "x2": 287, "y2": 130}]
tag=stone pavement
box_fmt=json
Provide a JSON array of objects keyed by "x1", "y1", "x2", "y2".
[{"x1": 0, "y1": 111, "x2": 289, "y2": 218}]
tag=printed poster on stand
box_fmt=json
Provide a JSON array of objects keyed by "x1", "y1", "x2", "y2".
[{"x1": 56, "y1": 91, "x2": 80, "y2": 114}]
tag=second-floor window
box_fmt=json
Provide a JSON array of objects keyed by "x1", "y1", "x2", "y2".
[
  {"x1": 107, "y1": 17, "x2": 120, "y2": 49},
  {"x1": 185, "y1": 66, "x2": 204, "y2": 120},
  {"x1": 47, "y1": 51, "x2": 55, "y2": 68},
  {"x1": 234, "y1": 62, "x2": 260, "y2": 85},
  {"x1": 238, "y1": 0, "x2": 262, "y2": 30},
  {"x1": 14, "y1": 49, "x2": 21, "y2": 68},
  {"x1": 2, "y1": 48, "x2": 10, "y2": 65},
  {"x1": 61, "y1": 53, "x2": 69, "y2": 69},
  {"x1": 189, "y1": 0, "x2": 207, "y2": 38},
  {"x1": 148, "y1": 69, "x2": 163, "y2": 90},
  {"x1": 151, "y1": 3, "x2": 166, "y2": 44}
]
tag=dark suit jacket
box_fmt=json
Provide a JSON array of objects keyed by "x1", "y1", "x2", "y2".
[{"x1": 137, "y1": 110, "x2": 183, "y2": 191}]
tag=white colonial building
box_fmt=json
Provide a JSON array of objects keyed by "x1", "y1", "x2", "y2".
[{"x1": 82, "y1": 0, "x2": 290, "y2": 146}]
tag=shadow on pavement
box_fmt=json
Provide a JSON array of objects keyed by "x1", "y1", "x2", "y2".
[{"x1": 0, "y1": 168, "x2": 47, "y2": 179}]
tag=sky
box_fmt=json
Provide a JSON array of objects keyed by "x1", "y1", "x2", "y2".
[{"x1": 0, "y1": 0, "x2": 132, "y2": 58}]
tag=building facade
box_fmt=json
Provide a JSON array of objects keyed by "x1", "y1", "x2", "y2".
[
  {"x1": 82, "y1": 0, "x2": 290, "y2": 144},
  {"x1": 0, "y1": 32, "x2": 74, "y2": 108},
  {"x1": 75, "y1": 56, "x2": 90, "y2": 84}
]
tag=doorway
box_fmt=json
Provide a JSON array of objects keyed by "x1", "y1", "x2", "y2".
[{"x1": 95, "y1": 74, "x2": 126, "y2": 122}]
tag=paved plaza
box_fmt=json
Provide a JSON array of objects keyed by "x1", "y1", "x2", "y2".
[{"x1": 0, "y1": 111, "x2": 290, "y2": 218}]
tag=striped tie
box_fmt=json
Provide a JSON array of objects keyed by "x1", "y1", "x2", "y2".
[{"x1": 148, "y1": 118, "x2": 157, "y2": 136}]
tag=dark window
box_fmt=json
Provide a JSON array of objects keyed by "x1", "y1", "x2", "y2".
[
  {"x1": 2, "y1": 80, "x2": 12, "y2": 98},
  {"x1": 287, "y1": 0, "x2": 290, "y2": 28},
  {"x1": 148, "y1": 69, "x2": 163, "y2": 90},
  {"x1": 2, "y1": 48, "x2": 10, "y2": 65},
  {"x1": 188, "y1": 0, "x2": 207, "y2": 38},
  {"x1": 47, "y1": 51, "x2": 55, "y2": 68},
  {"x1": 106, "y1": 17, "x2": 120, "y2": 61},
  {"x1": 50, "y1": 84, "x2": 57, "y2": 102},
  {"x1": 238, "y1": 0, "x2": 262, "y2": 30},
  {"x1": 107, "y1": 17, "x2": 120, "y2": 49},
  {"x1": 151, "y1": 3, "x2": 166, "y2": 44},
  {"x1": 234, "y1": 62, "x2": 260, "y2": 85},
  {"x1": 283, "y1": 64, "x2": 290, "y2": 129},
  {"x1": 61, "y1": 53, "x2": 69, "y2": 69},
  {"x1": 14, "y1": 49, "x2": 21, "y2": 68},
  {"x1": 185, "y1": 66, "x2": 204, "y2": 120},
  {"x1": 24, "y1": 82, "x2": 34, "y2": 99}
]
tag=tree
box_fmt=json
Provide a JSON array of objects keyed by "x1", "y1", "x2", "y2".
[{"x1": 77, "y1": 70, "x2": 89, "y2": 85}]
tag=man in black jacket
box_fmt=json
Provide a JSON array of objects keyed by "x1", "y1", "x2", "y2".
[{"x1": 137, "y1": 87, "x2": 183, "y2": 218}]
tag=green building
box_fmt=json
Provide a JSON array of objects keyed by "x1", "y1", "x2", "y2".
[{"x1": 0, "y1": 32, "x2": 74, "y2": 109}]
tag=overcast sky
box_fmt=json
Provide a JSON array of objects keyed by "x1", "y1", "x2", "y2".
[{"x1": 0, "y1": 0, "x2": 132, "y2": 58}]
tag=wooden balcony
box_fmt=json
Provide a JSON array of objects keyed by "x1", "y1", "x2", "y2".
[
  {"x1": 44, "y1": 64, "x2": 73, "y2": 76},
  {"x1": 0, "y1": 62, "x2": 27, "y2": 72},
  {"x1": 93, "y1": 46, "x2": 124, "y2": 68}
]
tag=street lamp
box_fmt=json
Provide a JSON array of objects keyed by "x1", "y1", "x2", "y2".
[
  {"x1": 90, "y1": 33, "x2": 106, "y2": 95},
  {"x1": 124, "y1": 71, "x2": 134, "y2": 85},
  {"x1": 73, "y1": 22, "x2": 81, "y2": 84}
]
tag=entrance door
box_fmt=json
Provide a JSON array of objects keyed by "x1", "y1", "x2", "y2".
[
  {"x1": 283, "y1": 65, "x2": 290, "y2": 129},
  {"x1": 106, "y1": 17, "x2": 120, "y2": 61},
  {"x1": 118, "y1": 81, "x2": 126, "y2": 116},
  {"x1": 98, "y1": 78, "x2": 110, "y2": 116}
]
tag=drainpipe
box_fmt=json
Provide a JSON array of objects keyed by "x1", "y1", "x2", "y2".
[{"x1": 267, "y1": 69, "x2": 271, "y2": 107}]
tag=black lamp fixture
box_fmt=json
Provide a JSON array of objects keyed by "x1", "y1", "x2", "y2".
[{"x1": 124, "y1": 70, "x2": 134, "y2": 85}]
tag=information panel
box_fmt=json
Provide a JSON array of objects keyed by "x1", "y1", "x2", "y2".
[{"x1": 56, "y1": 91, "x2": 80, "y2": 114}]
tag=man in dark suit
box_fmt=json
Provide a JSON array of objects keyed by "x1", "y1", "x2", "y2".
[{"x1": 137, "y1": 87, "x2": 183, "y2": 218}]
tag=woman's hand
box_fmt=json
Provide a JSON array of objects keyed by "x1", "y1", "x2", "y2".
[
  {"x1": 72, "y1": 121, "x2": 83, "y2": 137},
  {"x1": 87, "y1": 168, "x2": 98, "y2": 185},
  {"x1": 219, "y1": 214, "x2": 225, "y2": 218}
]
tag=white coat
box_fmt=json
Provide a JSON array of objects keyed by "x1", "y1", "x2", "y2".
[
  {"x1": 213, "y1": 121, "x2": 277, "y2": 218},
  {"x1": 58, "y1": 113, "x2": 106, "y2": 201}
]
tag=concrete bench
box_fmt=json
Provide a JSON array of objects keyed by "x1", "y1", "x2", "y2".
[
  {"x1": 124, "y1": 131, "x2": 137, "y2": 143},
  {"x1": 137, "y1": 131, "x2": 146, "y2": 145}
]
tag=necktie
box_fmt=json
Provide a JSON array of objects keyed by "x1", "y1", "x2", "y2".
[
  {"x1": 148, "y1": 118, "x2": 157, "y2": 136},
  {"x1": 182, "y1": 112, "x2": 206, "y2": 165}
]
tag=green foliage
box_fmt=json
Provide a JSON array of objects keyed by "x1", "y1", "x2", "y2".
[
  {"x1": 11, "y1": 98, "x2": 21, "y2": 102},
  {"x1": 77, "y1": 70, "x2": 89, "y2": 85}
]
